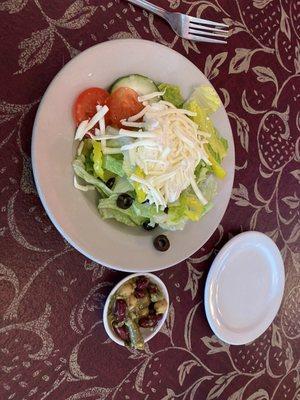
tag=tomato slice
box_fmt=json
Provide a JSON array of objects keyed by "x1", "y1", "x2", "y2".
[
  {"x1": 73, "y1": 87, "x2": 110, "y2": 125},
  {"x1": 105, "y1": 87, "x2": 144, "y2": 128}
]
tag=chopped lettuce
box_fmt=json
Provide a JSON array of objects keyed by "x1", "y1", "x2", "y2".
[
  {"x1": 105, "y1": 126, "x2": 134, "y2": 148},
  {"x1": 113, "y1": 176, "x2": 134, "y2": 193},
  {"x1": 153, "y1": 213, "x2": 187, "y2": 231},
  {"x1": 158, "y1": 83, "x2": 184, "y2": 108},
  {"x1": 84, "y1": 150, "x2": 94, "y2": 175},
  {"x1": 102, "y1": 195, "x2": 183, "y2": 229},
  {"x1": 187, "y1": 86, "x2": 221, "y2": 115},
  {"x1": 99, "y1": 208, "x2": 137, "y2": 227},
  {"x1": 152, "y1": 191, "x2": 215, "y2": 230},
  {"x1": 131, "y1": 201, "x2": 160, "y2": 219},
  {"x1": 106, "y1": 137, "x2": 134, "y2": 148},
  {"x1": 168, "y1": 192, "x2": 204, "y2": 223},
  {"x1": 123, "y1": 152, "x2": 135, "y2": 176},
  {"x1": 206, "y1": 144, "x2": 221, "y2": 164},
  {"x1": 208, "y1": 129, "x2": 228, "y2": 161},
  {"x1": 199, "y1": 175, "x2": 218, "y2": 202},
  {"x1": 195, "y1": 161, "x2": 212, "y2": 185},
  {"x1": 185, "y1": 94, "x2": 227, "y2": 161},
  {"x1": 81, "y1": 140, "x2": 94, "y2": 174},
  {"x1": 82, "y1": 139, "x2": 126, "y2": 181},
  {"x1": 73, "y1": 157, "x2": 112, "y2": 197},
  {"x1": 185, "y1": 100, "x2": 228, "y2": 179},
  {"x1": 98, "y1": 195, "x2": 146, "y2": 226},
  {"x1": 103, "y1": 154, "x2": 124, "y2": 177},
  {"x1": 205, "y1": 145, "x2": 226, "y2": 179},
  {"x1": 151, "y1": 191, "x2": 206, "y2": 230},
  {"x1": 185, "y1": 100, "x2": 214, "y2": 135}
]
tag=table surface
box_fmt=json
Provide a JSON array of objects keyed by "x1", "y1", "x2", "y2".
[{"x1": 0, "y1": 1, "x2": 299, "y2": 399}]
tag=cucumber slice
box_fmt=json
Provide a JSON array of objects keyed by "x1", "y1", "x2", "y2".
[{"x1": 110, "y1": 74, "x2": 159, "y2": 97}]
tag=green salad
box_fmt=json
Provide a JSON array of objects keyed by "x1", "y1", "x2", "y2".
[{"x1": 72, "y1": 74, "x2": 228, "y2": 250}]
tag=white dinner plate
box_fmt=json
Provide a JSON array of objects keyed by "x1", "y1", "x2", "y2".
[
  {"x1": 32, "y1": 39, "x2": 235, "y2": 272},
  {"x1": 204, "y1": 231, "x2": 285, "y2": 345}
]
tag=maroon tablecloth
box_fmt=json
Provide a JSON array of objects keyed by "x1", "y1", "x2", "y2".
[{"x1": 0, "y1": 1, "x2": 299, "y2": 399}]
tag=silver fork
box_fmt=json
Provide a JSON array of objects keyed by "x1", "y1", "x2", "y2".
[{"x1": 127, "y1": 0, "x2": 229, "y2": 44}]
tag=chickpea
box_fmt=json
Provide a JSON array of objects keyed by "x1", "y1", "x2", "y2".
[
  {"x1": 118, "y1": 282, "x2": 134, "y2": 297},
  {"x1": 139, "y1": 307, "x2": 149, "y2": 317},
  {"x1": 127, "y1": 294, "x2": 137, "y2": 310},
  {"x1": 138, "y1": 292, "x2": 151, "y2": 309},
  {"x1": 154, "y1": 299, "x2": 168, "y2": 315}
]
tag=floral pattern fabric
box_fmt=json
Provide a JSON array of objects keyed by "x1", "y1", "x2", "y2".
[{"x1": 0, "y1": 0, "x2": 299, "y2": 399}]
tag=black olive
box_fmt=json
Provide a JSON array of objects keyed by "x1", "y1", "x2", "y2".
[
  {"x1": 153, "y1": 235, "x2": 170, "y2": 252},
  {"x1": 164, "y1": 207, "x2": 169, "y2": 214},
  {"x1": 106, "y1": 177, "x2": 115, "y2": 189},
  {"x1": 143, "y1": 220, "x2": 158, "y2": 231},
  {"x1": 142, "y1": 199, "x2": 150, "y2": 204},
  {"x1": 117, "y1": 193, "x2": 133, "y2": 210}
]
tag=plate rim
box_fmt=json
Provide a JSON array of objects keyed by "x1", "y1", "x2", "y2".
[
  {"x1": 204, "y1": 231, "x2": 285, "y2": 345},
  {"x1": 32, "y1": 38, "x2": 235, "y2": 272}
]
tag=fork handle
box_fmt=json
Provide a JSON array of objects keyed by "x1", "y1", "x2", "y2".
[{"x1": 127, "y1": 0, "x2": 167, "y2": 19}]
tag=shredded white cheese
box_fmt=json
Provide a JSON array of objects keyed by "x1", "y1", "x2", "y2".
[
  {"x1": 128, "y1": 106, "x2": 150, "y2": 121},
  {"x1": 119, "y1": 129, "x2": 156, "y2": 139},
  {"x1": 74, "y1": 105, "x2": 109, "y2": 141},
  {"x1": 190, "y1": 177, "x2": 208, "y2": 205},
  {"x1": 119, "y1": 99, "x2": 210, "y2": 206},
  {"x1": 121, "y1": 120, "x2": 147, "y2": 129},
  {"x1": 102, "y1": 148, "x2": 123, "y2": 155},
  {"x1": 138, "y1": 90, "x2": 165, "y2": 102},
  {"x1": 74, "y1": 120, "x2": 89, "y2": 141},
  {"x1": 74, "y1": 92, "x2": 212, "y2": 207},
  {"x1": 121, "y1": 140, "x2": 160, "y2": 151},
  {"x1": 77, "y1": 141, "x2": 84, "y2": 156}
]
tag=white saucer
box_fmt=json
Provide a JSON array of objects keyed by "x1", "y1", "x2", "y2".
[{"x1": 204, "y1": 231, "x2": 285, "y2": 345}]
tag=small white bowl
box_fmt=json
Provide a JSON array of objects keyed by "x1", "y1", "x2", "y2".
[{"x1": 103, "y1": 273, "x2": 169, "y2": 347}]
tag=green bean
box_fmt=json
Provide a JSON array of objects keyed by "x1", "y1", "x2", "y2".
[{"x1": 125, "y1": 318, "x2": 144, "y2": 350}]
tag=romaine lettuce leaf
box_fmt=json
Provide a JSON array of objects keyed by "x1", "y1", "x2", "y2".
[
  {"x1": 105, "y1": 126, "x2": 134, "y2": 148},
  {"x1": 199, "y1": 174, "x2": 218, "y2": 202},
  {"x1": 158, "y1": 83, "x2": 184, "y2": 108},
  {"x1": 185, "y1": 101, "x2": 228, "y2": 178},
  {"x1": 188, "y1": 86, "x2": 221, "y2": 115},
  {"x1": 131, "y1": 202, "x2": 160, "y2": 219},
  {"x1": 82, "y1": 139, "x2": 127, "y2": 181},
  {"x1": 103, "y1": 154, "x2": 124, "y2": 177},
  {"x1": 204, "y1": 144, "x2": 227, "y2": 179},
  {"x1": 98, "y1": 208, "x2": 137, "y2": 227},
  {"x1": 195, "y1": 161, "x2": 212, "y2": 185},
  {"x1": 80, "y1": 139, "x2": 94, "y2": 173},
  {"x1": 73, "y1": 157, "x2": 112, "y2": 197},
  {"x1": 153, "y1": 213, "x2": 187, "y2": 231},
  {"x1": 185, "y1": 100, "x2": 214, "y2": 135},
  {"x1": 122, "y1": 151, "x2": 135, "y2": 177},
  {"x1": 208, "y1": 129, "x2": 228, "y2": 161},
  {"x1": 168, "y1": 192, "x2": 204, "y2": 223},
  {"x1": 98, "y1": 195, "x2": 146, "y2": 226},
  {"x1": 113, "y1": 176, "x2": 134, "y2": 193},
  {"x1": 150, "y1": 191, "x2": 206, "y2": 230}
]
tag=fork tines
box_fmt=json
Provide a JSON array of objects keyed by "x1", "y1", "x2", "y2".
[{"x1": 188, "y1": 16, "x2": 229, "y2": 44}]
